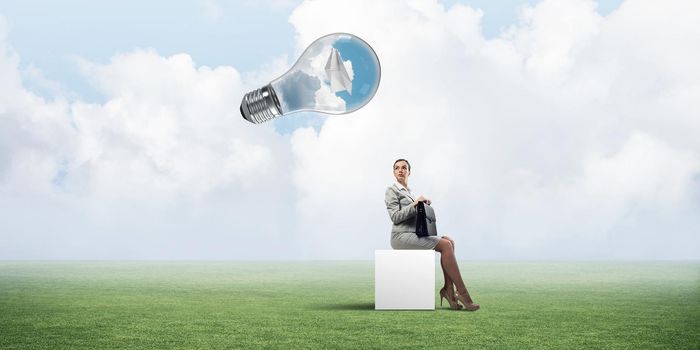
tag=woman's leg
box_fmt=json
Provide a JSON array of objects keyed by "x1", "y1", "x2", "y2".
[
  {"x1": 439, "y1": 238, "x2": 455, "y2": 294},
  {"x1": 434, "y1": 239, "x2": 475, "y2": 303},
  {"x1": 441, "y1": 258, "x2": 453, "y2": 291}
]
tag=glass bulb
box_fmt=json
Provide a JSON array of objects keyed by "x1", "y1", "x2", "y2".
[{"x1": 240, "y1": 33, "x2": 381, "y2": 124}]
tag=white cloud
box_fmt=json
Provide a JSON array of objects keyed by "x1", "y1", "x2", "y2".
[
  {"x1": 1, "y1": 0, "x2": 699, "y2": 260},
  {"x1": 287, "y1": 0, "x2": 700, "y2": 259},
  {"x1": 0, "y1": 23, "x2": 299, "y2": 259},
  {"x1": 579, "y1": 131, "x2": 699, "y2": 205},
  {"x1": 313, "y1": 84, "x2": 345, "y2": 111},
  {"x1": 70, "y1": 49, "x2": 285, "y2": 198},
  {"x1": 506, "y1": 0, "x2": 602, "y2": 84}
]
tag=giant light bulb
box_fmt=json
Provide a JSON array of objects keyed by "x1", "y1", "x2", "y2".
[{"x1": 240, "y1": 33, "x2": 381, "y2": 124}]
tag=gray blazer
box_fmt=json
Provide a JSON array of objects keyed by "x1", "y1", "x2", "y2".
[{"x1": 385, "y1": 184, "x2": 417, "y2": 234}]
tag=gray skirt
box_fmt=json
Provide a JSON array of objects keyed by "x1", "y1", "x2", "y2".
[{"x1": 391, "y1": 232, "x2": 442, "y2": 250}]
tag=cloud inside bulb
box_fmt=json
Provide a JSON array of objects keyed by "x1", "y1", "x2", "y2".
[
  {"x1": 276, "y1": 70, "x2": 326, "y2": 112},
  {"x1": 241, "y1": 33, "x2": 380, "y2": 124},
  {"x1": 273, "y1": 47, "x2": 354, "y2": 114},
  {"x1": 271, "y1": 34, "x2": 371, "y2": 114}
]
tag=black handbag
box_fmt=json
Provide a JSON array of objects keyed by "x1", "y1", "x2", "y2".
[{"x1": 415, "y1": 201, "x2": 438, "y2": 237}]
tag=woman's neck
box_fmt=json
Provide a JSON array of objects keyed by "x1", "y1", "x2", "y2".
[{"x1": 398, "y1": 180, "x2": 408, "y2": 188}]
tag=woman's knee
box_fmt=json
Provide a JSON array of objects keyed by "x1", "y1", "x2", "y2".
[{"x1": 434, "y1": 239, "x2": 453, "y2": 254}]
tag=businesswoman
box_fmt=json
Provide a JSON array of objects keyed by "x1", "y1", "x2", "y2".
[{"x1": 384, "y1": 159, "x2": 479, "y2": 311}]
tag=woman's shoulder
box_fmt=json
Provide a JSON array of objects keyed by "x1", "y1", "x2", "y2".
[{"x1": 385, "y1": 184, "x2": 400, "y2": 196}]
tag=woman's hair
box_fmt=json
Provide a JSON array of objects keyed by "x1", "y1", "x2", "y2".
[{"x1": 393, "y1": 158, "x2": 411, "y2": 171}]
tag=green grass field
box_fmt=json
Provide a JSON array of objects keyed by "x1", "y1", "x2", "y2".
[{"x1": 0, "y1": 261, "x2": 698, "y2": 349}]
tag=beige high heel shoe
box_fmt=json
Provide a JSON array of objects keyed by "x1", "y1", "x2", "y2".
[
  {"x1": 439, "y1": 287, "x2": 463, "y2": 310},
  {"x1": 455, "y1": 290, "x2": 480, "y2": 311}
]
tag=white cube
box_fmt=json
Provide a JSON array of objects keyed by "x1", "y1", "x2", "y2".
[{"x1": 375, "y1": 250, "x2": 435, "y2": 310}]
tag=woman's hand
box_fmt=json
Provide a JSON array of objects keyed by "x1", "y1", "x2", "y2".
[{"x1": 412, "y1": 195, "x2": 432, "y2": 207}]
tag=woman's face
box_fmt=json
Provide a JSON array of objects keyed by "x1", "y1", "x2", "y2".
[{"x1": 393, "y1": 161, "x2": 410, "y2": 183}]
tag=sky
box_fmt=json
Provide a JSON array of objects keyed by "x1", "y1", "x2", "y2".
[{"x1": 0, "y1": 0, "x2": 698, "y2": 260}]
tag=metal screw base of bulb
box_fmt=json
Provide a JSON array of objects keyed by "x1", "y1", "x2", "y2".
[{"x1": 240, "y1": 84, "x2": 282, "y2": 124}]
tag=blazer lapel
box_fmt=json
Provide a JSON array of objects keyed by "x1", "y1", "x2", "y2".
[{"x1": 394, "y1": 183, "x2": 415, "y2": 202}]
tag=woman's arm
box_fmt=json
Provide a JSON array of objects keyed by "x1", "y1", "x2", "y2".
[{"x1": 385, "y1": 187, "x2": 417, "y2": 224}]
